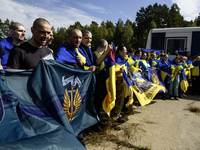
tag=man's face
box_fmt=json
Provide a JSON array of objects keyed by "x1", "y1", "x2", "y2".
[
  {"x1": 82, "y1": 33, "x2": 92, "y2": 47},
  {"x1": 32, "y1": 23, "x2": 51, "y2": 47},
  {"x1": 47, "y1": 31, "x2": 54, "y2": 45},
  {"x1": 68, "y1": 30, "x2": 82, "y2": 49},
  {"x1": 119, "y1": 47, "x2": 127, "y2": 58},
  {"x1": 163, "y1": 55, "x2": 168, "y2": 61},
  {"x1": 175, "y1": 58, "x2": 180, "y2": 64},
  {"x1": 136, "y1": 52, "x2": 142, "y2": 59},
  {"x1": 141, "y1": 53, "x2": 147, "y2": 60},
  {"x1": 186, "y1": 52, "x2": 191, "y2": 58},
  {"x1": 11, "y1": 25, "x2": 26, "y2": 42}
]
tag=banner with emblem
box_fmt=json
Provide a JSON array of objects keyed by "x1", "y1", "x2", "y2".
[
  {"x1": 30, "y1": 60, "x2": 99, "y2": 136},
  {"x1": 131, "y1": 72, "x2": 165, "y2": 106},
  {"x1": 0, "y1": 60, "x2": 97, "y2": 149}
]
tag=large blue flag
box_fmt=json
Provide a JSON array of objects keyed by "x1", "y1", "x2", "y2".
[
  {"x1": 0, "y1": 60, "x2": 98, "y2": 149},
  {"x1": 30, "y1": 60, "x2": 99, "y2": 135}
]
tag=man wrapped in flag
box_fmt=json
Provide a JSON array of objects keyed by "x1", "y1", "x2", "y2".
[
  {"x1": 55, "y1": 28, "x2": 98, "y2": 146},
  {"x1": 78, "y1": 30, "x2": 96, "y2": 72},
  {"x1": 110, "y1": 46, "x2": 134, "y2": 122},
  {"x1": 168, "y1": 57, "x2": 187, "y2": 100},
  {"x1": 179, "y1": 56, "x2": 189, "y2": 97}
]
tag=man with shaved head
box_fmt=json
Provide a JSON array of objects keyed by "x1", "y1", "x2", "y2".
[
  {"x1": 55, "y1": 28, "x2": 84, "y2": 69},
  {"x1": 7, "y1": 18, "x2": 53, "y2": 69},
  {"x1": 0, "y1": 22, "x2": 26, "y2": 69}
]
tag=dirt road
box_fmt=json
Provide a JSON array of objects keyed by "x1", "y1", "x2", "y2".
[{"x1": 86, "y1": 95, "x2": 200, "y2": 150}]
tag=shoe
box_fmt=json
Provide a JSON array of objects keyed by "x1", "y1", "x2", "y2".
[
  {"x1": 117, "y1": 116, "x2": 128, "y2": 123},
  {"x1": 174, "y1": 96, "x2": 179, "y2": 100},
  {"x1": 169, "y1": 95, "x2": 173, "y2": 100},
  {"x1": 179, "y1": 95, "x2": 183, "y2": 98},
  {"x1": 162, "y1": 96, "x2": 166, "y2": 100},
  {"x1": 182, "y1": 93, "x2": 187, "y2": 98}
]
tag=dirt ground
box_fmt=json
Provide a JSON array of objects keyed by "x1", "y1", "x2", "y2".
[{"x1": 85, "y1": 95, "x2": 200, "y2": 150}]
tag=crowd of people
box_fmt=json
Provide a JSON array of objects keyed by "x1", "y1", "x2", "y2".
[{"x1": 1, "y1": 18, "x2": 200, "y2": 147}]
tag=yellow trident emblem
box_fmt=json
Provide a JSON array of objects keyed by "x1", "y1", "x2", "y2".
[{"x1": 63, "y1": 86, "x2": 82, "y2": 122}]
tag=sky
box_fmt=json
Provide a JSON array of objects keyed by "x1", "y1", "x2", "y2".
[{"x1": 0, "y1": 0, "x2": 200, "y2": 38}]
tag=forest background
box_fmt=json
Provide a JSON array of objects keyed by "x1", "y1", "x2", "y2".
[{"x1": 1, "y1": 3, "x2": 200, "y2": 54}]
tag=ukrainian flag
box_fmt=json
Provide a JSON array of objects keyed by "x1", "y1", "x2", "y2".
[
  {"x1": 102, "y1": 44, "x2": 116, "y2": 117},
  {"x1": 115, "y1": 54, "x2": 134, "y2": 107},
  {"x1": 131, "y1": 72, "x2": 165, "y2": 106}
]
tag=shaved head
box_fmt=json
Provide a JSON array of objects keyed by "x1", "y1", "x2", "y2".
[{"x1": 33, "y1": 18, "x2": 50, "y2": 29}]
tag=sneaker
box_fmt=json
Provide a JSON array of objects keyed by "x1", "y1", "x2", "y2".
[
  {"x1": 174, "y1": 96, "x2": 179, "y2": 100},
  {"x1": 182, "y1": 93, "x2": 187, "y2": 98},
  {"x1": 179, "y1": 95, "x2": 183, "y2": 98}
]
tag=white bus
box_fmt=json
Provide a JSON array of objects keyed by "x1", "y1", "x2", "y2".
[{"x1": 146, "y1": 27, "x2": 200, "y2": 57}]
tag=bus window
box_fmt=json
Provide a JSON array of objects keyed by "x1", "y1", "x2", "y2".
[
  {"x1": 151, "y1": 33, "x2": 165, "y2": 50},
  {"x1": 191, "y1": 31, "x2": 200, "y2": 52},
  {"x1": 166, "y1": 38, "x2": 186, "y2": 55}
]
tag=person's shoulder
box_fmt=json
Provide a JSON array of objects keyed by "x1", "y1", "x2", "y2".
[{"x1": 0, "y1": 37, "x2": 13, "y2": 48}]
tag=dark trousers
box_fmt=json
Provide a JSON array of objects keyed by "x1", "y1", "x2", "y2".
[{"x1": 192, "y1": 76, "x2": 200, "y2": 95}]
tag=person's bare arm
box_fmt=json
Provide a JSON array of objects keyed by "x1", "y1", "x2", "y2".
[{"x1": 96, "y1": 44, "x2": 113, "y2": 65}]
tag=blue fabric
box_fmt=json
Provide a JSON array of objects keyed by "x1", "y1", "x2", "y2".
[
  {"x1": 0, "y1": 61, "x2": 98, "y2": 149},
  {"x1": 0, "y1": 37, "x2": 13, "y2": 69},
  {"x1": 157, "y1": 59, "x2": 171, "y2": 73},
  {"x1": 30, "y1": 60, "x2": 99, "y2": 135},
  {"x1": 146, "y1": 68, "x2": 167, "y2": 93},
  {"x1": 141, "y1": 48, "x2": 162, "y2": 55},
  {"x1": 177, "y1": 50, "x2": 200, "y2": 57},
  {"x1": 55, "y1": 43, "x2": 78, "y2": 64},
  {"x1": 132, "y1": 55, "x2": 139, "y2": 61},
  {"x1": 79, "y1": 43, "x2": 94, "y2": 66}
]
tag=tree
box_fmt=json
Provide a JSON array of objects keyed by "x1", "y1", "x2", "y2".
[
  {"x1": 194, "y1": 13, "x2": 200, "y2": 26},
  {"x1": 0, "y1": 18, "x2": 13, "y2": 41},
  {"x1": 88, "y1": 21, "x2": 100, "y2": 51},
  {"x1": 121, "y1": 19, "x2": 134, "y2": 49},
  {"x1": 114, "y1": 18, "x2": 124, "y2": 46}
]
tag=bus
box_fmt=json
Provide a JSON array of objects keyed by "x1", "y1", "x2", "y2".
[{"x1": 146, "y1": 27, "x2": 200, "y2": 57}]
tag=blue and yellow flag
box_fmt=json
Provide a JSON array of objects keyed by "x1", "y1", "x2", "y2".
[
  {"x1": 115, "y1": 54, "x2": 134, "y2": 107},
  {"x1": 102, "y1": 43, "x2": 116, "y2": 117},
  {"x1": 130, "y1": 72, "x2": 165, "y2": 106},
  {"x1": 180, "y1": 71, "x2": 189, "y2": 93}
]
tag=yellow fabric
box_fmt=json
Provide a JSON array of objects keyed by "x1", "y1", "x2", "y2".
[
  {"x1": 132, "y1": 80, "x2": 165, "y2": 106},
  {"x1": 192, "y1": 66, "x2": 199, "y2": 76},
  {"x1": 125, "y1": 55, "x2": 135, "y2": 66},
  {"x1": 115, "y1": 63, "x2": 127, "y2": 77},
  {"x1": 141, "y1": 60, "x2": 148, "y2": 68},
  {"x1": 102, "y1": 65, "x2": 116, "y2": 117},
  {"x1": 134, "y1": 60, "x2": 140, "y2": 68},
  {"x1": 171, "y1": 65, "x2": 183, "y2": 82},
  {"x1": 180, "y1": 80, "x2": 189, "y2": 93},
  {"x1": 186, "y1": 64, "x2": 193, "y2": 79},
  {"x1": 160, "y1": 70, "x2": 168, "y2": 81},
  {"x1": 130, "y1": 66, "x2": 140, "y2": 73},
  {"x1": 75, "y1": 48, "x2": 86, "y2": 64}
]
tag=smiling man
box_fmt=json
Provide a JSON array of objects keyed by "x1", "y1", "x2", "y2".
[
  {"x1": 78, "y1": 30, "x2": 96, "y2": 72},
  {"x1": 7, "y1": 18, "x2": 52, "y2": 69},
  {"x1": 0, "y1": 22, "x2": 26, "y2": 69}
]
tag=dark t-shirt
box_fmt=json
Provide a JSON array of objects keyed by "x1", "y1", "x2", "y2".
[{"x1": 7, "y1": 42, "x2": 52, "y2": 69}]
